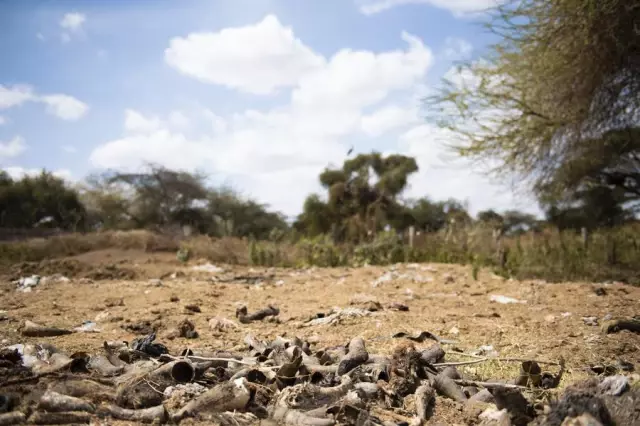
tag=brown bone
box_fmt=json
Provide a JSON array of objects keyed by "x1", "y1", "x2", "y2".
[
  {"x1": 172, "y1": 378, "x2": 251, "y2": 422},
  {"x1": 37, "y1": 390, "x2": 95, "y2": 413},
  {"x1": 337, "y1": 338, "x2": 369, "y2": 375},
  {"x1": 98, "y1": 404, "x2": 167, "y2": 423}
]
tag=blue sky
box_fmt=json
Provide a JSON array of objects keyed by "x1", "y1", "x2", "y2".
[{"x1": 0, "y1": 0, "x2": 538, "y2": 218}]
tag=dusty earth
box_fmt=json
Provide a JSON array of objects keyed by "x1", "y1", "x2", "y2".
[{"x1": 1, "y1": 249, "x2": 639, "y2": 425}]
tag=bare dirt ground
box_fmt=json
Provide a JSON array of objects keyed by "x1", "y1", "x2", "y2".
[{"x1": 1, "y1": 249, "x2": 639, "y2": 424}]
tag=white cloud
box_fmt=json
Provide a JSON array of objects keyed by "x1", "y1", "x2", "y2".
[
  {"x1": 91, "y1": 16, "x2": 534, "y2": 217},
  {"x1": 165, "y1": 14, "x2": 325, "y2": 95},
  {"x1": 62, "y1": 145, "x2": 77, "y2": 153},
  {"x1": 0, "y1": 85, "x2": 88, "y2": 121},
  {"x1": 361, "y1": 104, "x2": 419, "y2": 136},
  {"x1": 0, "y1": 136, "x2": 27, "y2": 160},
  {"x1": 40, "y1": 94, "x2": 89, "y2": 121},
  {"x1": 124, "y1": 109, "x2": 162, "y2": 134},
  {"x1": 0, "y1": 85, "x2": 35, "y2": 109},
  {"x1": 0, "y1": 116, "x2": 6, "y2": 126},
  {"x1": 443, "y1": 37, "x2": 473, "y2": 60},
  {"x1": 203, "y1": 109, "x2": 227, "y2": 134},
  {"x1": 36, "y1": 33, "x2": 45, "y2": 41},
  {"x1": 292, "y1": 32, "x2": 431, "y2": 111},
  {"x1": 60, "y1": 13, "x2": 86, "y2": 32},
  {"x1": 358, "y1": 0, "x2": 500, "y2": 16},
  {"x1": 399, "y1": 123, "x2": 540, "y2": 216},
  {"x1": 168, "y1": 110, "x2": 190, "y2": 129},
  {"x1": 59, "y1": 12, "x2": 86, "y2": 43},
  {"x1": 3, "y1": 166, "x2": 73, "y2": 182}
]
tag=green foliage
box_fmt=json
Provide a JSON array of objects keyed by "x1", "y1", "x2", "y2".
[
  {"x1": 544, "y1": 185, "x2": 634, "y2": 231},
  {"x1": 353, "y1": 231, "x2": 406, "y2": 266},
  {"x1": 426, "y1": 0, "x2": 640, "y2": 210},
  {"x1": 176, "y1": 247, "x2": 190, "y2": 263},
  {"x1": 297, "y1": 236, "x2": 346, "y2": 267},
  {"x1": 81, "y1": 165, "x2": 288, "y2": 239},
  {"x1": 0, "y1": 171, "x2": 87, "y2": 230},
  {"x1": 296, "y1": 152, "x2": 419, "y2": 243}
]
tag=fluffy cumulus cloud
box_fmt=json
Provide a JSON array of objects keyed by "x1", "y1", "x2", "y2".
[
  {"x1": 357, "y1": 0, "x2": 501, "y2": 16},
  {"x1": 39, "y1": 94, "x2": 89, "y2": 121},
  {"x1": 0, "y1": 84, "x2": 88, "y2": 121},
  {"x1": 361, "y1": 104, "x2": 419, "y2": 136},
  {"x1": 165, "y1": 15, "x2": 325, "y2": 95},
  {"x1": 0, "y1": 85, "x2": 35, "y2": 109},
  {"x1": 0, "y1": 136, "x2": 27, "y2": 160}
]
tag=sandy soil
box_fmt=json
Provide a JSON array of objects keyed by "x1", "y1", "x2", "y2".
[{"x1": 1, "y1": 250, "x2": 639, "y2": 424}]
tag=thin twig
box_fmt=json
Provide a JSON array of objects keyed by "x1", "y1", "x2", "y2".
[
  {"x1": 444, "y1": 352, "x2": 561, "y2": 366},
  {"x1": 453, "y1": 379, "x2": 530, "y2": 390},
  {"x1": 165, "y1": 354, "x2": 257, "y2": 367},
  {"x1": 433, "y1": 358, "x2": 488, "y2": 367},
  {"x1": 498, "y1": 357, "x2": 561, "y2": 366}
]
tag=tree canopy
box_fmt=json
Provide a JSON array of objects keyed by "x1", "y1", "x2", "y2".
[
  {"x1": 426, "y1": 0, "x2": 640, "y2": 207},
  {"x1": 0, "y1": 171, "x2": 87, "y2": 230},
  {"x1": 296, "y1": 152, "x2": 418, "y2": 242}
]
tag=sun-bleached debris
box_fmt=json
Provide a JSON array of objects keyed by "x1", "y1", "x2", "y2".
[
  {"x1": 14, "y1": 275, "x2": 41, "y2": 292},
  {"x1": 372, "y1": 270, "x2": 433, "y2": 287},
  {"x1": 191, "y1": 263, "x2": 225, "y2": 273},
  {"x1": 304, "y1": 307, "x2": 373, "y2": 326},
  {"x1": 489, "y1": 294, "x2": 527, "y2": 304}
]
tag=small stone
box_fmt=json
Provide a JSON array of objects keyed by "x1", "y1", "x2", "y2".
[
  {"x1": 449, "y1": 326, "x2": 460, "y2": 336},
  {"x1": 184, "y1": 304, "x2": 201, "y2": 313},
  {"x1": 208, "y1": 316, "x2": 238, "y2": 332},
  {"x1": 170, "y1": 295, "x2": 180, "y2": 302},
  {"x1": 582, "y1": 316, "x2": 598, "y2": 326},
  {"x1": 545, "y1": 314, "x2": 556, "y2": 323},
  {"x1": 149, "y1": 279, "x2": 163, "y2": 287},
  {"x1": 95, "y1": 311, "x2": 110, "y2": 322},
  {"x1": 593, "y1": 287, "x2": 607, "y2": 296}
]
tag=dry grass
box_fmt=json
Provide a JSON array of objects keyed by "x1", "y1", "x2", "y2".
[{"x1": 3, "y1": 224, "x2": 640, "y2": 284}]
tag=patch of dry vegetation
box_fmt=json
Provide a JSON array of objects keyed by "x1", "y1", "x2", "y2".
[{"x1": 3, "y1": 224, "x2": 640, "y2": 285}]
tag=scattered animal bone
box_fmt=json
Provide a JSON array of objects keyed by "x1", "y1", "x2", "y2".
[
  {"x1": 601, "y1": 318, "x2": 640, "y2": 334},
  {"x1": 392, "y1": 331, "x2": 457, "y2": 345},
  {"x1": 116, "y1": 360, "x2": 195, "y2": 409},
  {"x1": 337, "y1": 338, "x2": 369, "y2": 375},
  {"x1": 172, "y1": 378, "x2": 251, "y2": 422},
  {"x1": 97, "y1": 404, "x2": 167, "y2": 423},
  {"x1": 432, "y1": 372, "x2": 467, "y2": 403},
  {"x1": 19, "y1": 320, "x2": 73, "y2": 337},
  {"x1": 37, "y1": 390, "x2": 95, "y2": 413},
  {"x1": 27, "y1": 411, "x2": 93, "y2": 424},
  {"x1": 414, "y1": 384, "x2": 436, "y2": 421},
  {"x1": 236, "y1": 305, "x2": 280, "y2": 323}
]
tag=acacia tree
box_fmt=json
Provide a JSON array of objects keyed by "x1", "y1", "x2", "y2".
[
  {"x1": 297, "y1": 152, "x2": 418, "y2": 242},
  {"x1": 426, "y1": 0, "x2": 640, "y2": 209}
]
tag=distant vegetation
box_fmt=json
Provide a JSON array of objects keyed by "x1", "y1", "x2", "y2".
[{"x1": 2, "y1": 0, "x2": 639, "y2": 284}]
